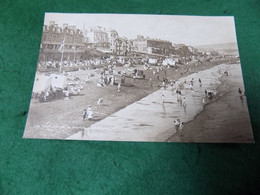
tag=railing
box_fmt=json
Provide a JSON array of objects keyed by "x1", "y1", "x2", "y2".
[{"x1": 41, "y1": 48, "x2": 85, "y2": 53}]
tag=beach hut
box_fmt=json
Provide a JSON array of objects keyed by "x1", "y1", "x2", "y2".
[
  {"x1": 162, "y1": 58, "x2": 176, "y2": 66},
  {"x1": 32, "y1": 73, "x2": 52, "y2": 95},
  {"x1": 50, "y1": 74, "x2": 67, "y2": 92},
  {"x1": 148, "y1": 58, "x2": 157, "y2": 65}
]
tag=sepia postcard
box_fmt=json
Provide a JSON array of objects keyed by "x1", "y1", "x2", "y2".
[{"x1": 23, "y1": 13, "x2": 254, "y2": 143}]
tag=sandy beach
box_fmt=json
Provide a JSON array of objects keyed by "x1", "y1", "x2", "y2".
[
  {"x1": 24, "y1": 58, "x2": 254, "y2": 143},
  {"x1": 65, "y1": 63, "x2": 254, "y2": 142}
]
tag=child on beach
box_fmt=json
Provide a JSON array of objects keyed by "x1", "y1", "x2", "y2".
[{"x1": 174, "y1": 119, "x2": 184, "y2": 132}]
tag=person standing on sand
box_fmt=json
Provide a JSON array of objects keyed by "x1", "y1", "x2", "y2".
[
  {"x1": 111, "y1": 75, "x2": 115, "y2": 85},
  {"x1": 199, "y1": 78, "x2": 202, "y2": 87},
  {"x1": 238, "y1": 88, "x2": 242, "y2": 95},
  {"x1": 117, "y1": 83, "x2": 121, "y2": 92},
  {"x1": 82, "y1": 109, "x2": 87, "y2": 120},
  {"x1": 191, "y1": 89, "x2": 195, "y2": 96},
  {"x1": 202, "y1": 97, "x2": 205, "y2": 104},
  {"x1": 182, "y1": 97, "x2": 186, "y2": 107},
  {"x1": 97, "y1": 98, "x2": 103, "y2": 106},
  {"x1": 174, "y1": 119, "x2": 180, "y2": 131},
  {"x1": 179, "y1": 121, "x2": 184, "y2": 131},
  {"x1": 170, "y1": 80, "x2": 173, "y2": 87},
  {"x1": 150, "y1": 78, "x2": 153, "y2": 87},
  {"x1": 163, "y1": 81, "x2": 166, "y2": 89}
]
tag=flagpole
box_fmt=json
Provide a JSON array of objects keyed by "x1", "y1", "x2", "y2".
[{"x1": 59, "y1": 38, "x2": 65, "y2": 73}]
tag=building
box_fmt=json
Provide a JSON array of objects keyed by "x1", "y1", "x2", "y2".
[
  {"x1": 39, "y1": 21, "x2": 85, "y2": 62},
  {"x1": 113, "y1": 37, "x2": 133, "y2": 56},
  {"x1": 82, "y1": 26, "x2": 110, "y2": 53},
  {"x1": 107, "y1": 29, "x2": 119, "y2": 53},
  {"x1": 132, "y1": 35, "x2": 173, "y2": 57}
]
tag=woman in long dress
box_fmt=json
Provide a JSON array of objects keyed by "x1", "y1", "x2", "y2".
[{"x1": 87, "y1": 105, "x2": 93, "y2": 120}]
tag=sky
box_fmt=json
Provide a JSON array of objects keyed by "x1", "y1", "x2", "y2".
[{"x1": 44, "y1": 13, "x2": 238, "y2": 46}]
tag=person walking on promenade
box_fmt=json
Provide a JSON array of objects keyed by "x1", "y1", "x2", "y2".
[{"x1": 87, "y1": 105, "x2": 93, "y2": 120}]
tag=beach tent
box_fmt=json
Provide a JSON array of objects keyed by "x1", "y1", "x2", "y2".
[
  {"x1": 50, "y1": 74, "x2": 67, "y2": 91},
  {"x1": 148, "y1": 58, "x2": 157, "y2": 64},
  {"x1": 162, "y1": 58, "x2": 176, "y2": 66},
  {"x1": 32, "y1": 73, "x2": 52, "y2": 94}
]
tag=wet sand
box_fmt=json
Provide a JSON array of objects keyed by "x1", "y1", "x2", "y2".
[{"x1": 167, "y1": 64, "x2": 254, "y2": 143}]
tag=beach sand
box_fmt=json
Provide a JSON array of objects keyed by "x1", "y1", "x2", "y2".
[
  {"x1": 24, "y1": 59, "x2": 232, "y2": 139},
  {"x1": 24, "y1": 59, "x2": 253, "y2": 143},
  {"x1": 66, "y1": 63, "x2": 254, "y2": 143}
]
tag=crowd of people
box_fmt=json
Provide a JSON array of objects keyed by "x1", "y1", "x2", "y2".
[
  {"x1": 159, "y1": 70, "x2": 226, "y2": 134},
  {"x1": 74, "y1": 55, "x2": 237, "y2": 135}
]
